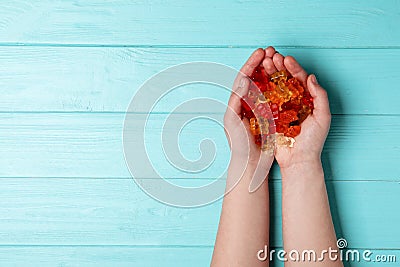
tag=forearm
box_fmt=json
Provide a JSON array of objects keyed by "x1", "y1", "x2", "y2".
[
  {"x1": 211, "y1": 158, "x2": 270, "y2": 267},
  {"x1": 281, "y1": 160, "x2": 342, "y2": 266}
]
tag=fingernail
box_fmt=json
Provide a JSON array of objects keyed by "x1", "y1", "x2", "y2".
[
  {"x1": 240, "y1": 77, "x2": 246, "y2": 88},
  {"x1": 311, "y1": 74, "x2": 318, "y2": 85},
  {"x1": 236, "y1": 77, "x2": 248, "y2": 96}
]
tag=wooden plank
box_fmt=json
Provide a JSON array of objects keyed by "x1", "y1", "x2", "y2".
[
  {"x1": 0, "y1": 247, "x2": 213, "y2": 267},
  {"x1": 0, "y1": 47, "x2": 399, "y2": 114},
  {"x1": 0, "y1": 0, "x2": 399, "y2": 46},
  {"x1": 0, "y1": 246, "x2": 397, "y2": 267},
  {"x1": 0, "y1": 178, "x2": 398, "y2": 249},
  {"x1": 0, "y1": 113, "x2": 398, "y2": 180}
]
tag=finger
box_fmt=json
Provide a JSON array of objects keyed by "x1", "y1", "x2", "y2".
[
  {"x1": 226, "y1": 49, "x2": 264, "y2": 127},
  {"x1": 241, "y1": 117, "x2": 252, "y2": 136},
  {"x1": 240, "y1": 117, "x2": 257, "y2": 147},
  {"x1": 307, "y1": 74, "x2": 331, "y2": 118},
  {"x1": 264, "y1": 46, "x2": 276, "y2": 58},
  {"x1": 284, "y1": 56, "x2": 308, "y2": 87},
  {"x1": 240, "y1": 48, "x2": 265, "y2": 76},
  {"x1": 224, "y1": 109, "x2": 248, "y2": 147},
  {"x1": 272, "y1": 52, "x2": 286, "y2": 72},
  {"x1": 232, "y1": 48, "x2": 264, "y2": 96},
  {"x1": 262, "y1": 57, "x2": 277, "y2": 75},
  {"x1": 227, "y1": 77, "x2": 250, "y2": 116}
]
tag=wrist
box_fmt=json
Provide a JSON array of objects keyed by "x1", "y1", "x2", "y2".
[
  {"x1": 280, "y1": 160, "x2": 326, "y2": 196},
  {"x1": 280, "y1": 159, "x2": 323, "y2": 178},
  {"x1": 228, "y1": 152, "x2": 272, "y2": 181},
  {"x1": 228, "y1": 155, "x2": 259, "y2": 175},
  {"x1": 279, "y1": 151, "x2": 321, "y2": 169},
  {"x1": 230, "y1": 151, "x2": 267, "y2": 171}
]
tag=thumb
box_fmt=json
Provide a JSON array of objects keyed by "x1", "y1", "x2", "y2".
[{"x1": 307, "y1": 74, "x2": 331, "y2": 119}]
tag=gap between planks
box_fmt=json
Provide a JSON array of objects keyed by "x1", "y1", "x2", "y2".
[{"x1": 0, "y1": 43, "x2": 400, "y2": 49}]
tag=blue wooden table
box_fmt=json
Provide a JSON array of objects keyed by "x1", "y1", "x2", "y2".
[{"x1": 0, "y1": 1, "x2": 399, "y2": 266}]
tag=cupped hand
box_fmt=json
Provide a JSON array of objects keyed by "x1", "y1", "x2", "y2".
[
  {"x1": 262, "y1": 46, "x2": 331, "y2": 169},
  {"x1": 224, "y1": 48, "x2": 274, "y2": 190}
]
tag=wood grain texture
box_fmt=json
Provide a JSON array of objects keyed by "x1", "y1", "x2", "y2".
[
  {"x1": 0, "y1": 113, "x2": 398, "y2": 180},
  {"x1": 0, "y1": 0, "x2": 399, "y2": 46},
  {"x1": 0, "y1": 247, "x2": 397, "y2": 267},
  {"x1": 0, "y1": 47, "x2": 399, "y2": 114},
  {"x1": 0, "y1": 247, "x2": 213, "y2": 267},
  {"x1": 1, "y1": 0, "x2": 399, "y2": 265},
  {"x1": 0, "y1": 178, "x2": 399, "y2": 249}
]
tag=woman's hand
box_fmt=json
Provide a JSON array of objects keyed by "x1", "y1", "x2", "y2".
[
  {"x1": 262, "y1": 47, "x2": 331, "y2": 170},
  {"x1": 263, "y1": 48, "x2": 343, "y2": 266},
  {"x1": 224, "y1": 48, "x2": 274, "y2": 191},
  {"x1": 212, "y1": 49, "x2": 274, "y2": 267}
]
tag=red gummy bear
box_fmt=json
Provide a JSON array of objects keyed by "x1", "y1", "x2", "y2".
[{"x1": 250, "y1": 65, "x2": 269, "y2": 92}]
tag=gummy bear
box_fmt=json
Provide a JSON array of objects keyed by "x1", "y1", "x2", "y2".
[
  {"x1": 240, "y1": 66, "x2": 314, "y2": 147},
  {"x1": 240, "y1": 98, "x2": 254, "y2": 120},
  {"x1": 250, "y1": 65, "x2": 269, "y2": 92},
  {"x1": 249, "y1": 117, "x2": 261, "y2": 135},
  {"x1": 286, "y1": 125, "x2": 301, "y2": 138}
]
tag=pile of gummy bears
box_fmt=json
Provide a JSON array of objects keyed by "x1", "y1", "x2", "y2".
[{"x1": 240, "y1": 66, "x2": 314, "y2": 150}]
